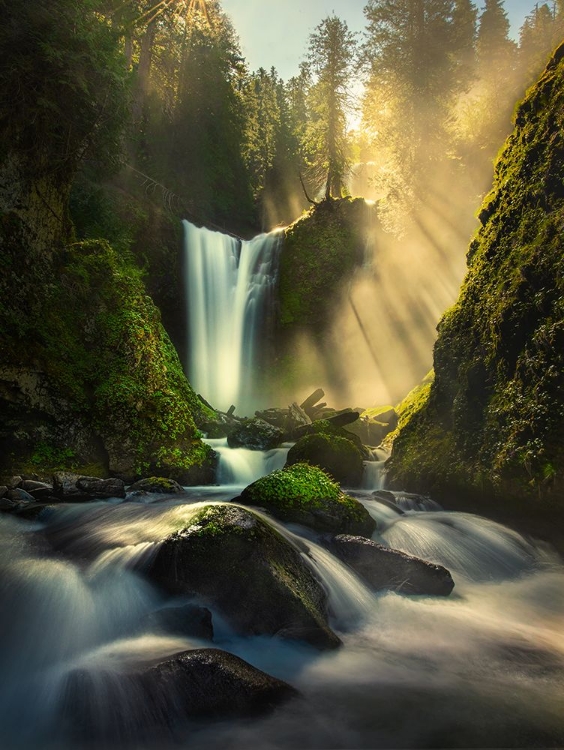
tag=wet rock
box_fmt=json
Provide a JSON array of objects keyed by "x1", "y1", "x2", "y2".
[
  {"x1": 53, "y1": 472, "x2": 125, "y2": 500},
  {"x1": 21, "y1": 480, "x2": 54, "y2": 499},
  {"x1": 7, "y1": 475, "x2": 22, "y2": 489},
  {"x1": 6, "y1": 488, "x2": 35, "y2": 503},
  {"x1": 286, "y1": 433, "x2": 365, "y2": 487},
  {"x1": 145, "y1": 604, "x2": 214, "y2": 640},
  {"x1": 227, "y1": 418, "x2": 283, "y2": 451},
  {"x1": 148, "y1": 504, "x2": 340, "y2": 650},
  {"x1": 61, "y1": 648, "x2": 299, "y2": 741},
  {"x1": 240, "y1": 463, "x2": 375, "y2": 537},
  {"x1": 0, "y1": 486, "x2": 8, "y2": 499},
  {"x1": 328, "y1": 534, "x2": 454, "y2": 596},
  {"x1": 127, "y1": 477, "x2": 184, "y2": 494},
  {"x1": 143, "y1": 648, "x2": 299, "y2": 716}
]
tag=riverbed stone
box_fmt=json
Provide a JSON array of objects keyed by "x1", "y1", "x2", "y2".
[
  {"x1": 148, "y1": 504, "x2": 340, "y2": 650},
  {"x1": 239, "y1": 463, "x2": 375, "y2": 537},
  {"x1": 53, "y1": 472, "x2": 126, "y2": 500},
  {"x1": 328, "y1": 534, "x2": 454, "y2": 596},
  {"x1": 62, "y1": 647, "x2": 298, "y2": 740},
  {"x1": 127, "y1": 476, "x2": 184, "y2": 494}
]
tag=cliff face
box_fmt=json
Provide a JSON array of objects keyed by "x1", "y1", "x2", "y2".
[{"x1": 387, "y1": 44, "x2": 564, "y2": 508}]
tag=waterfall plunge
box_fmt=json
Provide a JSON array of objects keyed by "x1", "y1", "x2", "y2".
[{"x1": 183, "y1": 220, "x2": 281, "y2": 416}]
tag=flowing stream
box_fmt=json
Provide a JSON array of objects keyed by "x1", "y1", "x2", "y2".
[
  {"x1": 1, "y1": 477, "x2": 563, "y2": 749},
  {"x1": 183, "y1": 221, "x2": 281, "y2": 415}
]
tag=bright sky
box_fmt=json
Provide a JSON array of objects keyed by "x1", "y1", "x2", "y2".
[{"x1": 221, "y1": 0, "x2": 539, "y2": 80}]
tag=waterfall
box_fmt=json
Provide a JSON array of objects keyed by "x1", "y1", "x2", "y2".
[
  {"x1": 206, "y1": 438, "x2": 290, "y2": 487},
  {"x1": 183, "y1": 220, "x2": 281, "y2": 416}
]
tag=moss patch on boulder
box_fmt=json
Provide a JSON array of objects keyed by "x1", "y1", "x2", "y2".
[
  {"x1": 239, "y1": 463, "x2": 375, "y2": 536},
  {"x1": 387, "y1": 45, "x2": 564, "y2": 508}
]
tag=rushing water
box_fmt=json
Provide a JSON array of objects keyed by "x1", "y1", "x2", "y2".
[
  {"x1": 1, "y1": 480, "x2": 563, "y2": 750},
  {"x1": 183, "y1": 221, "x2": 281, "y2": 415}
]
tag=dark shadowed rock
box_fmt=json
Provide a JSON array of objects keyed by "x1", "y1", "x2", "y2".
[
  {"x1": 61, "y1": 648, "x2": 299, "y2": 742},
  {"x1": 21, "y1": 480, "x2": 54, "y2": 499},
  {"x1": 240, "y1": 463, "x2": 375, "y2": 537},
  {"x1": 0, "y1": 486, "x2": 7, "y2": 499},
  {"x1": 227, "y1": 418, "x2": 284, "y2": 450},
  {"x1": 286, "y1": 433, "x2": 365, "y2": 486},
  {"x1": 145, "y1": 604, "x2": 214, "y2": 640},
  {"x1": 6, "y1": 488, "x2": 34, "y2": 503},
  {"x1": 53, "y1": 472, "x2": 125, "y2": 500},
  {"x1": 148, "y1": 504, "x2": 340, "y2": 650},
  {"x1": 128, "y1": 476, "x2": 184, "y2": 494},
  {"x1": 329, "y1": 534, "x2": 454, "y2": 596}
]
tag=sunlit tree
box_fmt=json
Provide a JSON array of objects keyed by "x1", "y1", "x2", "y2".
[
  {"x1": 305, "y1": 16, "x2": 358, "y2": 200},
  {"x1": 519, "y1": 3, "x2": 560, "y2": 82}
]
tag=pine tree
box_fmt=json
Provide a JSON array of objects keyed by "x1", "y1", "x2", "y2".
[
  {"x1": 520, "y1": 3, "x2": 560, "y2": 81},
  {"x1": 451, "y1": 0, "x2": 478, "y2": 88},
  {"x1": 305, "y1": 16, "x2": 358, "y2": 200}
]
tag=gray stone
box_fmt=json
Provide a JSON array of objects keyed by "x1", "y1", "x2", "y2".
[
  {"x1": 227, "y1": 418, "x2": 283, "y2": 451},
  {"x1": 329, "y1": 534, "x2": 454, "y2": 596}
]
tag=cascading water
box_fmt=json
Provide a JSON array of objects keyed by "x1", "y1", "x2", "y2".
[
  {"x1": 205, "y1": 437, "x2": 291, "y2": 486},
  {"x1": 2, "y1": 487, "x2": 564, "y2": 749},
  {"x1": 183, "y1": 220, "x2": 281, "y2": 416}
]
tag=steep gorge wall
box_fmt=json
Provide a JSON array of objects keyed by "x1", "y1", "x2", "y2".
[{"x1": 387, "y1": 43, "x2": 564, "y2": 510}]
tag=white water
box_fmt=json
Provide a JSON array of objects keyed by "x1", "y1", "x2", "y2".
[
  {"x1": 361, "y1": 447, "x2": 389, "y2": 490},
  {"x1": 183, "y1": 220, "x2": 281, "y2": 415},
  {"x1": 1, "y1": 491, "x2": 563, "y2": 749},
  {"x1": 206, "y1": 437, "x2": 291, "y2": 487}
]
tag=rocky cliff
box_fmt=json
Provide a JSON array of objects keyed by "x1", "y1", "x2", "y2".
[{"x1": 387, "y1": 44, "x2": 564, "y2": 511}]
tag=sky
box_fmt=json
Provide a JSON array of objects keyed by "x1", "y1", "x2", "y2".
[{"x1": 220, "y1": 0, "x2": 540, "y2": 80}]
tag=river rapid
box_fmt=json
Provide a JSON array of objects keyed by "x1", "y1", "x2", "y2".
[{"x1": 1, "y1": 478, "x2": 563, "y2": 750}]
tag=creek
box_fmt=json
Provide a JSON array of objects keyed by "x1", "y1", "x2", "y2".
[{"x1": 1, "y1": 475, "x2": 563, "y2": 749}]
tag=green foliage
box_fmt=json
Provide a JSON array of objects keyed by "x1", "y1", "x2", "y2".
[
  {"x1": 388, "y1": 45, "x2": 564, "y2": 505},
  {"x1": 286, "y1": 433, "x2": 365, "y2": 486},
  {"x1": 305, "y1": 16, "x2": 358, "y2": 199},
  {"x1": 0, "y1": 0, "x2": 130, "y2": 182}
]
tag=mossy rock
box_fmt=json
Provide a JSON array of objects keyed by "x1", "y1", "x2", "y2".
[
  {"x1": 388, "y1": 45, "x2": 564, "y2": 507},
  {"x1": 148, "y1": 504, "x2": 341, "y2": 650},
  {"x1": 239, "y1": 463, "x2": 375, "y2": 536},
  {"x1": 279, "y1": 198, "x2": 375, "y2": 334},
  {"x1": 0, "y1": 237, "x2": 216, "y2": 484},
  {"x1": 127, "y1": 476, "x2": 184, "y2": 494},
  {"x1": 286, "y1": 433, "x2": 364, "y2": 487}
]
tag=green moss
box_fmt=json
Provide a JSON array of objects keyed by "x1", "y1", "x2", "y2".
[
  {"x1": 286, "y1": 433, "x2": 364, "y2": 487},
  {"x1": 1, "y1": 235, "x2": 215, "y2": 481},
  {"x1": 240, "y1": 462, "x2": 375, "y2": 535},
  {"x1": 388, "y1": 45, "x2": 564, "y2": 506},
  {"x1": 243, "y1": 463, "x2": 342, "y2": 510}
]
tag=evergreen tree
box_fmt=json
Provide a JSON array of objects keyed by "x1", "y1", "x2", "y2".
[
  {"x1": 305, "y1": 16, "x2": 358, "y2": 200},
  {"x1": 451, "y1": 0, "x2": 478, "y2": 88},
  {"x1": 361, "y1": 0, "x2": 460, "y2": 211},
  {"x1": 520, "y1": 3, "x2": 560, "y2": 81},
  {"x1": 476, "y1": 0, "x2": 515, "y2": 70}
]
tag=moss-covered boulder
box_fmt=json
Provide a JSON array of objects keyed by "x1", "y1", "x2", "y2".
[
  {"x1": 387, "y1": 45, "x2": 564, "y2": 509},
  {"x1": 148, "y1": 504, "x2": 341, "y2": 650},
  {"x1": 286, "y1": 433, "x2": 364, "y2": 486},
  {"x1": 239, "y1": 463, "x2": 376, "y2": 536}
]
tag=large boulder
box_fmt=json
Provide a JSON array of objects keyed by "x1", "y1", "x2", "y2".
[
  {"x1": 328, "y1": 534, "x2": 454, "y2": 596},
  {"x1": 227, "y1": 418, "x2": 284, "y2": 450},
  {"x1": 239, "y1": 463, "x2": 375, "y2": 537},
  {"x1": 61, "y1": 648, "x2": 298, "y2": 741},
  {"x1": 286, "y1": 433, "x2": 365, "y2": 486},
  {"x1": 148, "y1": 504, "x2": 340, "y2": 650}
]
